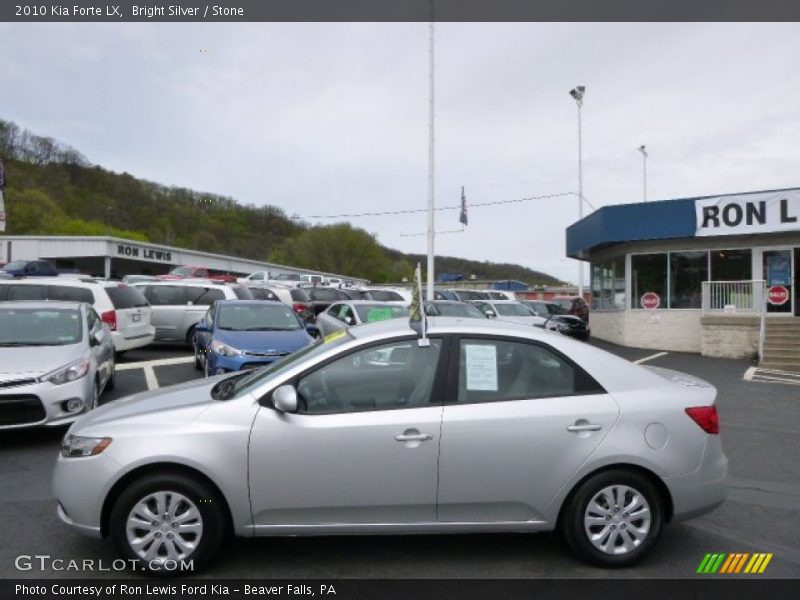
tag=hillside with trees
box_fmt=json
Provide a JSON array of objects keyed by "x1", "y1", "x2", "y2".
[{"x1": 0, "y1": 119, "x2": 564, "y2": 285}]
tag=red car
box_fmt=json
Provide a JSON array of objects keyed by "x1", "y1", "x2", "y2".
[
  {"x1": 158, "y1": 266, "x2": 237, "y2": 283},
  {"x1": 551, "y1": 296, "x2": 590, "y2": 322}
]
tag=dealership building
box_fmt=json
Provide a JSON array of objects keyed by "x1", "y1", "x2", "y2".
[
  {"x1": 567, "y1": 187, "x2": 800, "y2": 370},
  {"x1": 0, "y1": 235, "x2": 368, "y2": 284}
]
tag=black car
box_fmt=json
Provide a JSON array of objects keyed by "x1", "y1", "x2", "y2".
[
  {"x1": 1, "y1": 259, "x2": 59, "y2": 278},
  {"x1": 523, "y1": 300, "x2": 590, "y2": 341}
]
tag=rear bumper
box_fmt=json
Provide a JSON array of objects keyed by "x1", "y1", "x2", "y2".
[
  {"x1": 665, "y1": 436, "x2": 728, "y2": 522},
  {"x1": 111, "y1": 327, "x2": 155, "y2": 352}
]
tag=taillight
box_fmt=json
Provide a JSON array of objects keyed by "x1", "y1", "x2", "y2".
[
  {"x1": 685, "y1": 406, "x2": 719, "y2": 434},
  {"x1": 101, "y1": 310, "x2": 117, "y2": 331},
  {"x1": 293, "y1": 302, "x2": 310, "y2": 314}
]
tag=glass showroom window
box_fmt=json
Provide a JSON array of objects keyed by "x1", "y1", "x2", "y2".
[
  {"x1": 591, "y1": 259, "x2": 625, "y2": 310},
  {"x1": 631, "y1": 253, "x2": 667, "y2": 309},
  {"x1": 669, "y1": 251, "x2": 708, "y2": 308},
  {"x1": 710, "y1": 249, "x2": 752, "y2": 281}
]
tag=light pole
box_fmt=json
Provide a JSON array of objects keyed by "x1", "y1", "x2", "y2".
[
  {"x1": 638, "y1": 145, "x2": 648, "y2": 202},
  {"x1": 426, "y1": 20, "x2": 435, "y2": 301},
  {"x1": 569, "y1": 85, "x2": 585, "y2": 299}
]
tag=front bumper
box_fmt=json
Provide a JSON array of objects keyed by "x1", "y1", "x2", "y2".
[
  {"x1": 206, "y1": 351, "x2": 283, "y2": 374},
  {"x1": 53, "y1": 452, "x2": 120, "y2": 538},
  {"x1": 0, "y1": 375, "x2": 94, "y2": 430}
]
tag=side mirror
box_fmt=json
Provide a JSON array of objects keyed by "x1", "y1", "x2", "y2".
[
  {"x1": 344, "y1": 315, "x2": 355, "y2": 325},
  {"x1": 195, "y1": 322, "x2": 210, "y2": 333},
  {"x1": 485, "y1": 310, "x2": 496, "y2": 318},
  {"x1": 305, "y1": 324, "x2": 319, "y2": 338},
  {"x1": 90, "y1": 328, "x2": 105, "y2": 346},
  {"x1": 272, "y1": 384, "x2": 298, "y2": 413}
]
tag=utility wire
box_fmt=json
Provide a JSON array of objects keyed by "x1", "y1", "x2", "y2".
[{"x1": 290, "y1": 191, "x2": 579, "y2": 221}]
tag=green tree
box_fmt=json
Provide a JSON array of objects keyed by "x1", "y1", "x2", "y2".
[{"x1": 270, "y1": 223, "x2": 389, "y2": 281}]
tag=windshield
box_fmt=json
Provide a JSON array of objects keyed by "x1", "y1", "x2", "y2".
[
  {"x1": 3, "y1": 261, "x2": 25, "y2": 271},
  {"x1": 456, "y1": 290, "x2": 489, "y2": 300},
  {"x1": 547, "y1": 303, "x2": 569, "y2": 315},
  {"x1": 355, "y1": 304, "x2": 409, "y2": 322},
  {"x1": 170, "y1": 267, "x2": 194, "y2": 276},
  {"x1": 427, "y1": 302, "x2": 486, "y2": 318},
  {"x1": 216, "y1": 303, "x2": 302, "y2": 331},
  {"x1": 366, "y1": 290, "x2": 404, "y2": 302},
  {"x1": 274, "y1": 274, "x2": 302, "y2": 281},
  {"x1": 495, "y1": 303, "x2": 535, "y2": 317},
  {"x1": 212, "y1": 331, "x2": 352, "y2": 400},
  {"x1": 0, "y1": 307, "x2": 82, "y2": 346}
]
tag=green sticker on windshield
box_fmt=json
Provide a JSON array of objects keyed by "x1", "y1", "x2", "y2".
[{"x1": 365, "y1": 307, "x2": 395, "y2": 322}]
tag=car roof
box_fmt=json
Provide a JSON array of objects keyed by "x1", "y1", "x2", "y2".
[
  {"x1": 347, "y1": 315, "x2": 551, "y2": 340},
  {"x1": 0, "y1": 277, "x2": 101, "y2": 288},
  {"x1": 214, "y1": 299, "x2": 289, "y2": 306},
  {"x1": 132, "y1": 280, "x2": 230, "y2": 288}
]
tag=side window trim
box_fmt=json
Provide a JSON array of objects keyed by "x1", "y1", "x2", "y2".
[{"x1": 445, "y1": 334, "x2": 606, "y2": 406}]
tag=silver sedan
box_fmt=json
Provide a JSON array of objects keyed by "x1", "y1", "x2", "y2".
[{"x1": 53, "y1": 318, "x2": 726, "y2": 573}]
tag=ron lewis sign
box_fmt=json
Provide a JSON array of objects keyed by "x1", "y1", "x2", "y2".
[{"x1": 696, "y1": 190, "x2": 800, "y2": 237}]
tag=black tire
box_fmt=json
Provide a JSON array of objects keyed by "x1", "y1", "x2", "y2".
[
  {"x1": 105, "y1": 362, "x2": 116, "y2": 392},
  {"x1": 193, "y1": 335, "x2": 203, "y2": 371},
  {"x1": 109, "y1": 472, "x2": 227, "y2": 575},
  {"x1": 561, "y1": 469, "x2": 663, "y2": 568}
]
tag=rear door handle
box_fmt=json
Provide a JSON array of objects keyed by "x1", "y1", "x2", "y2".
[
  {"x1": 395, "y1": 433, "x2": 433, "y2": 442},
  {"x1": 567, "y1": 423, "x2": 602, "y2": 432}
]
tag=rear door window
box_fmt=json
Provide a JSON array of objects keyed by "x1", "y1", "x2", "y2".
[
  {"x1": 6, "y1": 285, "x2": 48, "y2": 300},
  {"x1": 145, "y1": 285, "x2": 187, "y2": 306},
  {"x1": 106, "y1": 286, "x2": 148, "y2": 309},
  {"x1": 290, "y1": 288, "x2": 311, "y2": 302},
  {"x1": 187, "y1": 287, "x2": 226, "y2": 306},
  {"x1": 231, "y1": 286, "x2": 254, "y2": 300},
  {"x1": 47, "y1": 286, "x2": 95, "y2": 303}
]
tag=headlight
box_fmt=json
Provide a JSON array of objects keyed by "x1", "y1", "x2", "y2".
[
  {"x1": 41, "y1": 359, "x2": 90, "y2": 385},
  {"x1": 211, "y1": 340, "x2": 243, "y2": 357},
  {"x1": 61, "y1": 434, "x2": 112, "y2": 458}
]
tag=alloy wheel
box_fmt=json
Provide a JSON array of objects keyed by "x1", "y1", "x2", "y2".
[
  {"x1": 583, "y1": 484, "x2": 652, "y2": 555},
  {"x1": 125, "y1": 491, "x2": 203, "y2": 564}
]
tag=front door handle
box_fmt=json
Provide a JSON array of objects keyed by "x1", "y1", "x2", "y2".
[
  {"x1": 567, "y1": 423, "x2": 602, "y2": 432},
  {"x1": 395, "y1": 433, "x2": 433, "y2": 442}
]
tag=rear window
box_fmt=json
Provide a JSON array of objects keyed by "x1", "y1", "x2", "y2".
[
  {"x1": 309, "y1": 288, "x2": 346, "y2": 301},
  {"x1": 106, "y1": 285, "x2": 148, "y2": 309},
  {"x1": 249, "y1": 288, "x2": 279, "y2": 301},
  {"x1": 47, "y1": 286, "x2": 95, "y2": 303},
  {"x1": 457, "y1": 290, "x2": 489, "y2": 301}
]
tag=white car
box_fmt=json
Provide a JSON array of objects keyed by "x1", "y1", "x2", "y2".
[
  {"x1": 316, "y1": 300, "x2": 410, "y2": 338},
  {"x1": 359, "y1": 287, "x2": 412, "y2": 304},
  {"x1": 472, "y1": 299, "x2": 547, "y2": 328},
  {"x1": 0, "y1": 278, "x2": 155, "y2": 353}
]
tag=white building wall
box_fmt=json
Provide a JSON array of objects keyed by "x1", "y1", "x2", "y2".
[{"x1": 623, "y1": 310, "x2": 702, "y2": 353}]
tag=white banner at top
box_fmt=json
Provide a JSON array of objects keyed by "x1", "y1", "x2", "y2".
[{"x1": 695, "y1": 190, "x2": 800, "y2": 237}]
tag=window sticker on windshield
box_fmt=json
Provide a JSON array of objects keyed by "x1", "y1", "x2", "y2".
[
  {"x1": 324, "y1": 330, "x2": 347, "y2": 344},
  {"x1": 465, "y1": 344, "x2": 498, "y2": 391},
  {"x1": 365, "y1": 307, "x2": 394, "y2": 322}
]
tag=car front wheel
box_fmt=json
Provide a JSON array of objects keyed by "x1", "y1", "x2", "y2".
[
  {"x1": 562, "y1": 469, "x2": 663, "y2": 567},
  {"x1": 109, "y1": 472, "x2": 226, "y2": 575}
]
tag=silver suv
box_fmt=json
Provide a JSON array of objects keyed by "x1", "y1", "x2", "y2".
[{"x1": 132, "y1": 280, "x2": 252, "y2": 344}]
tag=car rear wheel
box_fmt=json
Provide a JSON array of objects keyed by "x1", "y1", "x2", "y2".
[
  {"x1": 562, "y1": 469, "x2": 663, "y2": 567},
  {"x1": 109, "y1": 472, "x2": 226, "y2": 575}
]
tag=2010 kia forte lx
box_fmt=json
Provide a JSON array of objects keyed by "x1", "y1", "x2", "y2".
[{"x1": 53, "y1": 318, "x2": 727, "y2": 573}]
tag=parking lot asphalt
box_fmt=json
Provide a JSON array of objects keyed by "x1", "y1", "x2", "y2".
[{"x1": 1, "y1": 340, "x2": 798, "y2": 579}]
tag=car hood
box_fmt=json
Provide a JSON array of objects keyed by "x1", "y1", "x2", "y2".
[
  {"x1": 214, "y1": 328, "x2": 311, "y2": 353},
  {"x1": 552, "y1": 315, "x2": 587, "y2": 326},
  {"x1": 0, "y1": 344, "x2": 85, "y2": 381},
  {"x1": 70, "y1": 374, "x2": 231, "y2": 433}
]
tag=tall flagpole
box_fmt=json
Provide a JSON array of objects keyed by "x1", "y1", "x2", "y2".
[{"x1": 426, "y1": 17, "x2": 435, "y2": 301}]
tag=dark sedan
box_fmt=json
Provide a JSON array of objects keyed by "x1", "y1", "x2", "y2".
[{"x1": 523, "y1": 300, "x2": 590, "y2": 341}]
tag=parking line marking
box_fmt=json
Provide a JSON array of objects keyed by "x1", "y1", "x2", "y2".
[
  {"x1": 117, "y1": 356, "x2": 195, "y2": 371},
  {"x1": 634, "y1": 351, "x2": 668, "y2": 364},
  {"x1": 143, "y1": 366, "x2": 159, "y2": 390}
]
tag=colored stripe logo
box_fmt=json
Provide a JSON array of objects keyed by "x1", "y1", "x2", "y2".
[{"x1": 697, "y1": 553, "x2": 773, "y2": 574}]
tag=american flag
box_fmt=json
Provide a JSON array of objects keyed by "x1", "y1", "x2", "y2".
[{"x1": 459, "y1": 186, "x2": 468, "y2": 226}]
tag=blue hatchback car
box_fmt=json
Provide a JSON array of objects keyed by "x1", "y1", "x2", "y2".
[{"x1": 193, "y1": 300, "x2": 317, "y2": 376}]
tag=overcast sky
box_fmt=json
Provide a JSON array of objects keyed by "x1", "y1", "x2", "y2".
[{"x1": 2, "y1": 22, "x2": 799, "y2": 283}]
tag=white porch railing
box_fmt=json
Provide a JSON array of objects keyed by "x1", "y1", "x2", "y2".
[{"x1": 701, "y1": 280, "x2": 767, "y2": 363}]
